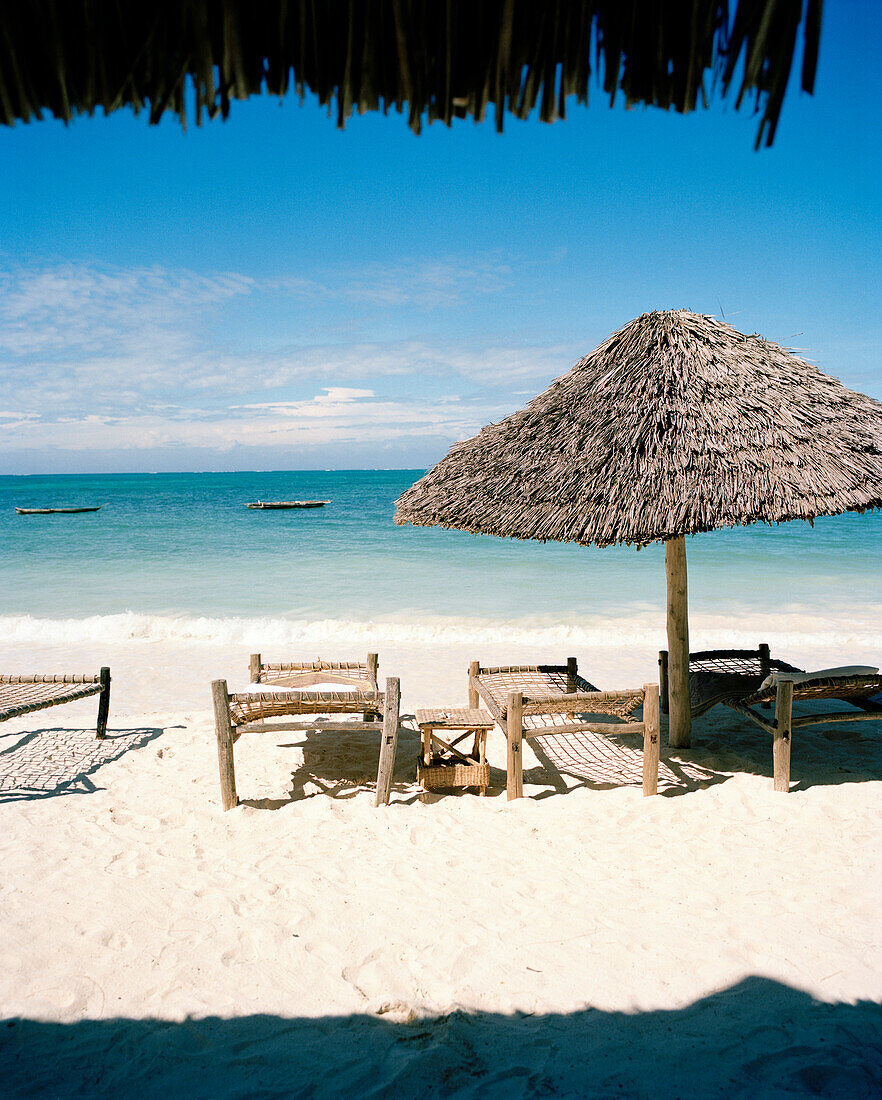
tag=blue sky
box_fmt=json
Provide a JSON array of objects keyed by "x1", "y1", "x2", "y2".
[{"x1": 0, "y1": 2, "x2": 879, "y2": 474}]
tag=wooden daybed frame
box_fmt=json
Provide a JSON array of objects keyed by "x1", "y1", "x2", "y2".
[
  {"x1": 0, "y1": 669, "x2": 111, "y2": 738},
  {"x1": 659, "y1": 644, "x2": 802, "y2": 719},
  {"x1": 249, "y1": 652, "x2": 379, "y2": 692},
  {"x1": 659, "y1": 644, "x2": 882, "y2": 791},
  {"x1": 467, "y1": 658, "x2": 660, "y2": 800},
  {"x1": 211, "y1": 653, "x2": 401, "y2": 809}
]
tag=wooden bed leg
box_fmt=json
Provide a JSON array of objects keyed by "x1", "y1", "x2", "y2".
[
  {"x1": 249, "y1": 654, "x2": 265, "y2": 728},
  {"x1": 506, "y1": 690, "x2": 524, "y2": 801},
  {"x1": 365, "y1": 653, "x2": 380, "y2": 718},
  {"x1": 773, "y1": 680, "x2": 793, "y2": 792},
  {"x1": 96, "y1": 666, "x2": 111, "y2": 739},
  {"x1": 375, "y1": 677, "x2": 401, "y2": 807},
  {"x1": 642, "y1": 683, "x2": 660, "y2": 797},
  {"x1": 759, "y1": 643, "x2": 771, "y2": 709},
  {"x1": 566, "y1": 657, "x2": 577, "y2": 719},
  {"x1": 468, "y1": 660, "x2": 480, "y2": 709},
  {"x1": 478, "y1": 730, "x2": 488, "y2": 796},
  {"x1": 212, "y1": 679, "x2": 238, "y2": 810},
  {"x1": 658, "y1": 650, "x2": 669, "y2": 715}
]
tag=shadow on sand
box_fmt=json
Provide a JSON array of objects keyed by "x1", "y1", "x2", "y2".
[
  {"x1": 1, "y1": 977, "x2": 880, "y2": 1098},
  {"x1": 0, "y1": 726, "x2": 172, "y2": 803},
  {"x1": 237, "y1": 717, "x2": 424, "y2": 809},
  {"x1": 236, "y1": 698, "x2": 882, "y2": 809},
  {"x1": 668, "y1": 701, "x2": 882, "y2": 795},
  {"x1": 526, "y1": 699, "x2": 882, "y2": 799}
]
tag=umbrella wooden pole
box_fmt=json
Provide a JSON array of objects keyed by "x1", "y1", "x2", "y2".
[{"x1": 665, "y1": 536, "x2": 692, "y2": 748}]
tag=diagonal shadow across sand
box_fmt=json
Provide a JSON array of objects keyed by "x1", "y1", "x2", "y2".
[
  {"x1": 530, "y1": 703, "x2": 882, "y2": 798},
  {"x1": 236, "y1": 716, "x2": 423, "y2": 809},
  {"x1": 236, "y1": 701, "x2": 882, "y2": 808},
  {"x1": 529, "y1": 730, "x2": 722, "y2": 798},
  {"x1": 0, "y1": 726, "x2": 171, "y2": 803},
  {"x1": 0, "y1": 977, "x2": 879, "y2": 1099}
]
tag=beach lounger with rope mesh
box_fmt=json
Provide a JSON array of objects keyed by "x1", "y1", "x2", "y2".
[
  {"x1": 248, "y1": 651, "x2": 381, "y2": 720},
  {"x1": 659, "y1": 644, "x2": 882, "y2": 790},
  {"x1": 658, "y1": 644, "x2": 805, "y2": 719},
  {"x1": 248, "y1": 652, "x2": 379, "y2": 691},
  {"x1": 211, "y1": 653, "x2": 401, "y2": 810},
  {"x1": 0, "y1": 669, "x2": 111, "y2": 738},
  {"x1": 721, "y1": 670, "x2": 882, "y2": 792},
  {"x1": 467, "y1": 658, "x2": 660, "y2": 800}
]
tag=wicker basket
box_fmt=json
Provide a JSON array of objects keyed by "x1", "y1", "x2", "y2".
[{"x1": 417, "y1": 760, "x2": 490, "y2": 790}]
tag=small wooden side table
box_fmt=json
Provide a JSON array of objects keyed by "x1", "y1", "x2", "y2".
[{"x1": 415, "y1": 707, "x2": 495, "y2": 796}]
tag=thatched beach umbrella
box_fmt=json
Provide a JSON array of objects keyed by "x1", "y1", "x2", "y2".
[
  {"x1": 394, "y1": 309, "x2": 882, "y2": 747},
  {"x1": 0, "y1": 1, "x2": 819, "y2": 148}
]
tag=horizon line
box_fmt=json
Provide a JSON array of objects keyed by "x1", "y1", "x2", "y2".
[{"x1": 0, "y1": 467, "x2": 430, "y2": 477}]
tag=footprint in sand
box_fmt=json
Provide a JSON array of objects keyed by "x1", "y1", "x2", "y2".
[{"x1": 373, "y1": 1000, "x2": 420, "y2": 1023}]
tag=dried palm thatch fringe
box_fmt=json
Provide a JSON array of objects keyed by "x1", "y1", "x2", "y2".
[
  {"x1": 0, "y1": 1, "x2": 820, "y2": 147},
  {"x1": 394, "y1": 310, "x2": 882, "y2": 548}
]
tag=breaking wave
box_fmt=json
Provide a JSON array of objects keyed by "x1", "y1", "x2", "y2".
[{"x1": 1, "y1": 609, "x2": 880, "y2": 653}]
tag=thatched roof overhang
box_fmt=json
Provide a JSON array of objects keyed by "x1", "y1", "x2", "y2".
[
  {"x1": 394, "y1": 310, "x2": 882, "y2": 549},
  {"x1": 0, "y1": 1, "x2": 821, "y2": 147}
]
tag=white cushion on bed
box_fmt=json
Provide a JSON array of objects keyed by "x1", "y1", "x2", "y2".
[
  {"x1": 760, "y1": 665, "x2": 879, "y2": 690},
  {"x1": 233, "y1": 680, "x2": 361, "y2": 695}
]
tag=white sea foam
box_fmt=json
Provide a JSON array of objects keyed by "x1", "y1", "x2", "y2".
[{"x1": 1, "y1": 609, "x2": 880, "y2": 653}]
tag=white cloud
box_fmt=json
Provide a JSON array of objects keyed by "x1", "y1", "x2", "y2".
[
  {"x1": 316, "y1": 387, "x2": 375, "y2": 403},
  {"x1": 269, "y1": 256, "x2": 513, "y2": 307},
  {"x1": 0, "y1": 259, "x2": 577, "y2": 466},
  {"x1": 0, "y1": 335, "x2": 569, "y2": 427},
  {"x1": 340, "y1": 257, "x2": 513, "y2": 306},
  {"x1": 0, "y1": 392, "x2": 508, "y2": 455},
  {"x1": 240, "y1": 388, "x2": 377, "y2": 411},
  {"x1": 0, "y1": 259, "x2": 568, "y2": 419},
  {"x1": 0, "y1": 264, "x2": 254, "y2": 357}
]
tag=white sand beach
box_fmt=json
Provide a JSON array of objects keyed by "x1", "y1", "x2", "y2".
[
  {"x1": 1, "y1": 0, "x2": 880, "y2": 1091},
  {"x1": 1, "y1": 631, "x2": 881, "y2": 1097}
]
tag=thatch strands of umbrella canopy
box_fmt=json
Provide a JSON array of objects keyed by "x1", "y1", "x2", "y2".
[
  {"x1": 0, "y1": 0, "x2": 820, "y2": 148},
  {"x1": 394, "y1": 310, "x2": 882, "y2": 748}
]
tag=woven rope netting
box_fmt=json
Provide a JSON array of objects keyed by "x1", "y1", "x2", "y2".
[
  {"x1": 0, "y1": 681, "x2": 102, "y2": 722},
  {"x1": 532, "y1": 728, "x2": 716, "y2": 791}
]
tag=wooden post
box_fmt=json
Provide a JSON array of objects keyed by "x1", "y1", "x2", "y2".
[
  {"x1": 249, "y1": 653, "x2": 262, "y2": 683},
  {"x1": 506, "y1": 690, "x2": 524, "y2": 801},
  {"x1": 658, "y1": 650, "x2": 669, "y2": 715},
  {"x1": 96, "y1": 666, "x2": 111, "y2": 739},
  {"x1": 759, "y1": 642, "x2": 771, "y2": 709},
  {"x1": 665, "y1": 537, "x2": 692, "y2": 749},
  {"x1": 364, "y1": 653, "x2": 380, "y2": 720},
  {"x1": 375, "y1": 677, "x2": 401, "y2": 807},
  {"x1": 773, "y1": 679, "x2": 793, "y2": 792},
  {"x1": 566, "y1": 656, "x2": 577, "y2": 719},
  {"x1": 468, "y1": 660, "x2": 480, "y2": 709},
  {"x1": 642, "y1": 683, "x2": 660, "y2": 797},
  {"x1": 477, "y1": 730, "x2": 488, "y2": 796},
  {"x1": 211, "y1": 679, "x2": 238, "y2": 810}
]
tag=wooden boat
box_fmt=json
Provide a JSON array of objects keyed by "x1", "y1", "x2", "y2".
[
  {"x1": 15, "y1": 505, "x2": 103, "y2": 515},
  {"x1": 245, "y1": 500, "x2": 330, "y2": 510}
]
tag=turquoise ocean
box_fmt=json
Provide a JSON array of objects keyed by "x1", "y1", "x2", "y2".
[{"x1": 1, "y1": 470, "x2": 880, "y2": 650}]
